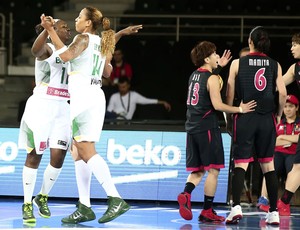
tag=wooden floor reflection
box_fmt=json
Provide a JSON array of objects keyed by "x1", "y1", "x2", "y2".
[{"x1": 1, "y1": 198, "x2": 300, "y2": 230}]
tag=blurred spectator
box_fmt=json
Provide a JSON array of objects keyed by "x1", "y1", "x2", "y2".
[
  {"x1": 106, "y1": 77, "x2": 171, "y2": 120},
  {"x1": 106, "y1": 48, "x2": 133, "y2": 86}
]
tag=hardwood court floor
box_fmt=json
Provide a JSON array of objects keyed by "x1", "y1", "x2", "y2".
[{"x1": 1, "y1": 198, "x2": 300, "y2": 230}]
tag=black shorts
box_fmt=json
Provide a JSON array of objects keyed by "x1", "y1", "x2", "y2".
[
  {"x1": 293, "y1": 137, "x2": 300, "y2": 163},
  {"x1": 186, "y1": 128, "x2": 225, "y2": 171},
  {"x1": 232, "y1": 113, "x2": 276, "y2": 163},
  {"x1": 274, "y1": 151, "x2": 296, "y2": 177}
]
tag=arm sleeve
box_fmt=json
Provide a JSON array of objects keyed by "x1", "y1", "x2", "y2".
[{"x1": 134, "y1": 92, "x2": 158, "y2": 105}]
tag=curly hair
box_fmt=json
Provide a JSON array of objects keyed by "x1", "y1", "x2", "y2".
[
  {"x1": 84, "y1": 6, "x2": 115, "y2": 56},
  {"x1": 191, "y1": 41, "x2": 216, "y2": 67},
  {"x1": 101, "y1": 17, "x2": 115, "y2": 56}
]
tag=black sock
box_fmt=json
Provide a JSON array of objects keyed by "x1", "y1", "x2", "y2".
[
  {"x1": 203, "y1": 195, "x2": 214, "y2": 210},
  {"x1": 281, "y1": 190, "x2": 294, "y2": 204},
  {"x1": 232, "y1": 167, "x2": 246, "y2": 207},
  {"x1": 184, "y1": 182, "x2": 195, "y2": 194},
  {"x1": 264, "y1": 170, "x2": 278, "y2": 212}
]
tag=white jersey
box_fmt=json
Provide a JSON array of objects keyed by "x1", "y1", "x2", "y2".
[
  {"x1": 67, "y1": 33, "x2": 106, "y2": 142},
  {"x1": 33, "y1": 43, "x2": 70, "y2": 100},
  {"x1": 69, "y1": 33, "x2": 105, "y2": 87},
  {"x1": 18, "y1": 43, "x2": 71, "y2": 154}
]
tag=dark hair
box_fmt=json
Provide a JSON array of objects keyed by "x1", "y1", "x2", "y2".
[
  {"x1": 190, "y1": 41, "x2": 216, "y2": 67},
  {"x1": 249, "y1": 26, "x2": 270, "y2": 54},
  {"x1": 292, "y1": 33, "x2": 300, "y2": 44},
  {"x1": 118, "y1": 76, "x2": 130, "y2": 84}
]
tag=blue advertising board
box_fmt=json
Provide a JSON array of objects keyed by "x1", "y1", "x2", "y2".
[{"x1": 0, "y1": 128, "x2": 231, "y2": 203}]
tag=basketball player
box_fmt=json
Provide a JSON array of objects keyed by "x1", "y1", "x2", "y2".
[
  {"x1": 19, "y1": 19, "x2": 72, "y2": 224},
  {"x1": 177, "y1": 41, "x2": 256, "y2": 223},
  {"x1": 40, "y1": 6, "x2": 133, "y2": 224},
  {"x1": 225, "y1": 26, "x2": 286, "y2": 225}
]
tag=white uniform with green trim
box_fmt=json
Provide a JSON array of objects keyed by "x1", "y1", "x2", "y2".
[
  {"x1": 18, "y1": 44, "x2": 71, "y2": 154},
  {"x1": 68, "y1": 33, "x2": 106, "y2": 142}
]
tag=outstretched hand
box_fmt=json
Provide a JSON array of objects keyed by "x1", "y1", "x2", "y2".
[
  {"x1": 123, "y1": 25, "x2": 143, "y2": 35},
  {"x1": 218, "y1": 50, "x2": 232, "y2": 67},
  {"x1": 239, "y1": 100, "x2": 257, "y2": 113}
]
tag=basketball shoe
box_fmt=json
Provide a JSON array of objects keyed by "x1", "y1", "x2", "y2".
[
  {"x1": 33, "y1": 194, "x2": 51, "y2": 218},
  {"x1": 61, "y1": 201, "x2": 96, "y2": 224},
  {"x1": 225, "y1": 205, "x2": 243, "y2": 224},
  {"x1": 22, "y1": 203, "x2": 36, "y2": 224},
  {"x1": 198, "y1": 208, "x2": 225, "y2": 222},
  {"x1": 177, "y1": 192, "x2": 192, "y2": 220}
]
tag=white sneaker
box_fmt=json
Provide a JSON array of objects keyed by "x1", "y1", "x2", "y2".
[
  {"x1": 265, "y1": 211, "x2": 280, "y2": 225},
  {"x1": 225, "y1": 205, "x2": 243, "y2": 224}
]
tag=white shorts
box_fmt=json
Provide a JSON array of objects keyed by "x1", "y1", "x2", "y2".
[
  {"x1": 69, "y1": 85, "x2": 105, "y2": 142},
  {"x1": 18, "y1": 95, "x2": 71, "y2": 154}
]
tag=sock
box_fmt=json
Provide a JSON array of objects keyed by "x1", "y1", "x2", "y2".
[
  {"x1": 184, "y1": 182, "x2": 195, "y2": 194},
  {"x1": 87, "y1": 154, "x2": 120, "y2": 198},
  {"x1": 203, "y1": 195, "x2": 214, "y2": 210},
  {"x1": 264, "y1": 170, "x2": 278, "y2": 212},
  {"x1": 231, "y1": 167, "x2": 246, "y2": 207},
  {"x1": 40, "y1": 164, "x2": 62, "y2": 195},
  {"x1": 23, "y1": 166, "x2": 38, "y2": 203},
  {"x1": 75, "y1": 160, "x2": 92, "y2": 207},
  {"x1": 281, "y1": 190, "x2": 294, "y2": 205}
]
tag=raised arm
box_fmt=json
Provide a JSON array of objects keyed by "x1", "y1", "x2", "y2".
[
  {"x1": 40, "y1": 14, "x2": 88, "y2": 62},
  {"x1": 31, "y1": 25, "x2": 52, "y2": 60},
  {"x1": 115, "y1": 25, "x2": 143, "y2": 43}
]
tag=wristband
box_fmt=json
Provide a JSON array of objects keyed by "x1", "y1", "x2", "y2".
[
  {"x1": 239, "y1": 106, "x2": 243, "y2": 113},
  {"x1": 56, "y1": 46, "x2": 67, "y2": 55}
]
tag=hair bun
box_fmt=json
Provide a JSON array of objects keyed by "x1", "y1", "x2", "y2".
[{"x1": 102, "y1": 17, "x2": 110, "y2": 30}]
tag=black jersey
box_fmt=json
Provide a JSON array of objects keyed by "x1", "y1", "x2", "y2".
[
  {"x1": 185, "y1": 68, "x2": 219, "y2": 134},
  {"x1": 236, "y1": 52, "x2": 277, "y2": 114},
  {"x1": 294, "y1": 61, "x2": 300, "y2": 88}
]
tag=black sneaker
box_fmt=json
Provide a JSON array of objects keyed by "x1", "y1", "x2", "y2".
[
  {"x1": 98, "y1": 197, "x2": 130, "y2": 223},
  {"x1": 61, "y1": 201, "x2": 96, "y2": 224},
  {"x1": 22, "y1": 203, "x2": 36, "y2": 223}
]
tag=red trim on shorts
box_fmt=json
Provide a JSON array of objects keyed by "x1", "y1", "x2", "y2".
[
  {"x1": 208, "y1": 130, "x2": 211, "y2": 142},
  {"x1": 258, "y1": 156, "x2": 274, "y2": 163},
  {"x1": 186, "y1": 166, "x2": 204, "y2": 172},
  {"x1": 204, "y1": 164, "x2": 225, "y2": 170},
  {"x1": 186, "y1": 164, "x2": 225, "y2": 172},
  {"x1": 234, "y1": 157, "x2": 254, "y2": 164}
]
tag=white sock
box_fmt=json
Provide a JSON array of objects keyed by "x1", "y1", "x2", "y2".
[
  {"x1": 23, "y1": 166, "x2": 38, "y2": 203},
  {"x1": 40, "y1": 164, "x2": 62, "y2": 195},
  {"x1": 75, "y1": 160, "x2": 92, "y2": 207},
  {"x1": 87, "y1": 154, "x2": 120, "y2": 198}
]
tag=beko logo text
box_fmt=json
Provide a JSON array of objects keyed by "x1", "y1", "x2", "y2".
[
  {"x1": 0, "y1": 141, "x2": 18, "y2": 161},
  {"x1": 107, "y1": 139, "x2": 181, "y2": 166}
]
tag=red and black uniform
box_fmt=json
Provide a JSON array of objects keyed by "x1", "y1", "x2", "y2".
[
  {"x1": 275, "y1": 118, "x2": 300, "y2": 176},
  {"x1": 232, "y1": 52, "x2": 278, "y2": 163},
  {"x1": 185, "y1": 68, "x2": 224, "y2": 171}
]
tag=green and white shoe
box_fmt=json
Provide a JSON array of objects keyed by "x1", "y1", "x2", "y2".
[
  {"x1": 98, "y1": 197, "x2": 130, "y2": 223},
  {"x1": 61, "y1": 202, "x2": 96, "y2": 224},
  {"x1": 22, "y1": 203, "x2": 36, "y2": 223},
  {"x1": 33, "y1": 194, "x2": 51, "y2": 218}
]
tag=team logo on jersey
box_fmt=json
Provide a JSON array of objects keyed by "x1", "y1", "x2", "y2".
[
  {"x1": 39, "y1": 141, "x2": 48, "y2": 151},
  {"x1": 278, "y1": 125, "x2": 284, "y2": 131},
  {"x1": 56, "y1": 57, "x2": 65, "y2": 64},
  {"x1": 57, "y1": 140, "x2": 67, "y2": 146}
]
